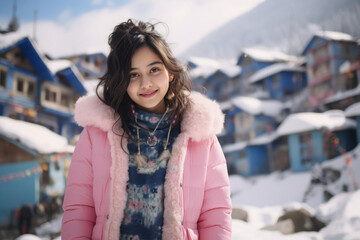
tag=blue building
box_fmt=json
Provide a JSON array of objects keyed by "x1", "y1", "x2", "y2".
[
  {"x1": 60, "y1": 52, "x2": 107, "y2": 80},
  {"x1": 0, "y1": 116, "x2": 72, "y2": 225},
  {"x1": 302, "y1": 31, "x2": 359, "y2": 109},
  {"x1": 247, "y1": 63, "x2": 307, "y2": 101},
  {"x1": 188, "y1": 56, "x2": 241, "y2": 102},
  {"x1": 235, "y1": 48, "x2": 298, "y2": 95},
  {"x1": 0, "y1": 37, "x2": 87, "y2": 141},
  {"x1": 325, "y1": 59, "x2": 360, "y2": 111},
  {"x1": 277, "y1": 111, "x2": 357, "y2": 172}
]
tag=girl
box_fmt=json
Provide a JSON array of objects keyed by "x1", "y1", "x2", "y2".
[{"x1": 61, "y1": 19, "x2": 232, "y2": 240}]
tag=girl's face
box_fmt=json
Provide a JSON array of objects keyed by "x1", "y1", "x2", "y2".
[{"x1": 127, "y1": 46, "x2": 173, "y2": 114}]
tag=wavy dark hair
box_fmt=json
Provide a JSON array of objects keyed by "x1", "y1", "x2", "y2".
[{"x1": 96, "y1": 19, "x2": 193, "y2": 138}]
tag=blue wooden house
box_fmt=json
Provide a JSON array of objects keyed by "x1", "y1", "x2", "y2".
[
  {"x1": 345, "y1": 102, "x2": 360, "y2": 143},
  {"x1": 277, "y1": 110, "x2": 357, "y2": 172},
  {"x1": 0, "y1": 116, "x2": 72, "y2": 225},
  {"x1": 246, "y1": 132, "x2": 290, "y2": 175},
  {"x1": 0, "y1": 37, "x2": 87, "y2": 142},
  {"x1": 247, "y1": 62, "x2": 307, "y2": 101},
  {"x1": 325, "y1": 60, "x2": 360, "y2": 110},
  {"x1": 188, "y1": 57, "x2": 241, "y2": 102},
  {"x1": 225, "y1": 96, "x2": 284, "y2": 143},
  {"x1": 221, "y1": 96, "x2": 285, "y2": 175},
  {"x1": 235, "y1": 48, "x2": 298, "y2": 95},
  {"x1": 60, "y1": 52, "x2": 107, "y2": 80},
  {"x1": 302, "y1": 31, "x2": 359, "y2": 109}
]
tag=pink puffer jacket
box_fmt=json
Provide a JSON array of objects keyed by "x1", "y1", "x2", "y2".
[{"x1": 61, "y1": 92, "x2": 232, "y2": 239}]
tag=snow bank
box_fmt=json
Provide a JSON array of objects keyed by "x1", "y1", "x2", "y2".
[{"x1": 0, "y1": 116, "x2": 73, "y2": 154}]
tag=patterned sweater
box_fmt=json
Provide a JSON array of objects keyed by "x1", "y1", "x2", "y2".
[{"x1": 120, "y1": 108, "x2": 180, "y2": 240}]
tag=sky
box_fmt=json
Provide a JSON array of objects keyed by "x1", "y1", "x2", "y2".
[{"x1": 0, "y1": 0, "x2": 264, "y2": 58}]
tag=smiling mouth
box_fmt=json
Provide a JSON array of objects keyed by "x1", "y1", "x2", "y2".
[{"x1": 140, "y1": 90, "x2": 158, "y2": 98}]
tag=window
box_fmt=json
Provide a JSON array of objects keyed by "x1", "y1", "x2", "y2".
[
  {"x1": 13, "y1": 73, "x2": 36, "y2": 99},
  {"x1": 0, "y1": 68, "x2": 7, "y2": 88},
  {"x1": 42, "y1": 82, "x2": 73, "y2": 112}
]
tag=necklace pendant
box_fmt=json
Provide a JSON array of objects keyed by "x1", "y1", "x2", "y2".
[{"x1": 147, "y1": 135, "x2": 158, "y2": 146}]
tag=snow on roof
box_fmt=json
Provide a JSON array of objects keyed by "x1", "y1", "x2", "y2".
[
  {"x1": 316, "y1": 30, "x2": 355, "y2": 42},
  {"x1": 324, "y1": 86, "x2": 360, "y2": 105},
  {"x1": 345, "y1": 102, "x2": 360, "y2": 117},
  {"x1": 339, "y1": 61, "x2": 351, "y2": 74},
  {"x1": 248, "y1": 132, "x2": 279, "y2": 146},
  {"x1": 188, "y1": 56, "x2": 223, "y2": 69},
  {"x1": 277, "y1": 110, "x2": 356, "y2": 136},
  {"x1": 222, "y1": 141, "x2": 247, "y2": 153},
  {"x1": 0, "y1": 117, "x2": 73, "y2": 154},
  {"x1": 248, "y1": 63, "x2": 305, "y2": 84},
  {"x1": 45, "y1": 59, "x2": 73, "y2": 74},
  {"x1": 231, "y1": 96, "x2": 284, "y2": 119},
  {"x1": 220, "y1": 100, "x2": 232, "y2": 111},
  {"x1": 188, "y1": 56, "x2": 241, "y2": 79},
  {"x1": 241, "y1": 48, "x2": 299, "y2": 63}
]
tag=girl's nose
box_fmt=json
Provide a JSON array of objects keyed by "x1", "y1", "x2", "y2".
[{"x1": 140, "y1": 76, "x2": 152, "y2": 89}]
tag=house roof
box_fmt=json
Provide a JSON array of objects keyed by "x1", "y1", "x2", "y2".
[
  {"x1": 236, "y1": 48, "x2": 299, "y2": 65},
  {"x1": 0, "y1": 116, "x2": 74, "y2": 154},
  {"x1": 222, "y1": 141, "x2": 247, "y2": 154},
  {"x1": 231, "y1": 96, "x2": 284, "y2": 119},
  {"x1": 302, "y1": 30, "x2": 356, "y2": 55},
  {"x1": 345, "y1": 102, "x2": 360, "y2": 117},
  {"x1": 248, "y1": 63, "x2": 305, "y2": 84},
  {"x1": 0, "y1": 36, "x2": 87, "y2": 94},
  {"x1": 277, "y1": 110, "x2": 356, "y2": 136},
  {"x1": 188, "y1": 56, "x2": 241, "y2": 79}
]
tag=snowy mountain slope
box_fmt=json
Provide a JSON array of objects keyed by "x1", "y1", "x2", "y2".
[{"x1": 182, "y1": 0, "x2": 360, "y2": 59}]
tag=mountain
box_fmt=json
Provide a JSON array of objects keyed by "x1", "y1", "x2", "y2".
[{"x1": 182, "y1": 0, "x2": 360, "y2": 60}]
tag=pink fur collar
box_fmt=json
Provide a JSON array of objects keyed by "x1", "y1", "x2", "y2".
[{"x1": 74, "y1": 92, "x2": 224, "y2": 141}]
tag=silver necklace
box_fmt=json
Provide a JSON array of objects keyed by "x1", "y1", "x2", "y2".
[
  {"x1": 131, "y1": 105, "x2": 176, "y2": 168},
  {"x1": 145, "y1": 107, "x2": 169, "y2": 147}
]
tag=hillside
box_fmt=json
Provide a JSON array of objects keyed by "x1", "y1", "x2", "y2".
[{"x1": 182, "y1": 0, "x2": 360, "y2": 60}]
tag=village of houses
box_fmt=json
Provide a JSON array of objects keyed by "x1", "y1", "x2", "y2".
[{"x1": 0, "y1": 29, "x2": 359, "y2": 236}]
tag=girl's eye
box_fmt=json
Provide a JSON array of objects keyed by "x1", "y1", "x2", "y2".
[
  {"x1": 150, "y1": 67, "x2": 160, "y2": 73},
  {"x1": 129, "y1": 73, "x2": 138, "y2": 79}
]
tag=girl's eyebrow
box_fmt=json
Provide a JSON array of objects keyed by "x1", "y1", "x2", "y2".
[{"x1": 130, "y1": 61, "x2": 163, "y2": 71}]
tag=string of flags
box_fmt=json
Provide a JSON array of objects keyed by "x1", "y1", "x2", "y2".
[{"x1": 0, "y1": 152, "x2": 71, "y2": 184}]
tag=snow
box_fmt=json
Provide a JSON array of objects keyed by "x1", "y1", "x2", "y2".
[
  {"x1": 83, "y1": 79, "x2": 100, "y2": 95},
  {"x1": 230, "y1": 144, "x2": 360, "y2": 240},
  {"x1": 188, "y1": 56, "x2": 241, "y2": 79},
  {"x1": 248, "y1": 63, "x2": 305, "y2": 84},
  {"x1": 222, "y1": 141, "x2": 247, "y2": 153},
  {"x1": 231, "y1": 96, "x2": 284, "y2": 119},
  {"x1": 241, "y1": 48, "x2": 299, "y2": 63},
  {"x1": 15, "y1": 145, "x2": 360, "y2": 240},
  {"x1": 248, "y1": 131, "x2": 278, "y2": 145},
  {"x1": 45, "y1": 59, "x2": 73, "y2": 75},
  {"x1": 0, "y1": 116, "x2": 73, "y2": 154},
  {"x1": 340, "y1": 61, "x2": 351, "y2": 74},
  {"x1": 345, "y1": 102, "x2": 360, "y2": 117},
  {"x1": 277, "y1": 110, "x2": 357, "y2": 136},
  {"x1": 324, "y1": 86, "x2": 360, "y2": 104},
  {"x1": 316, "y1": 30, "x2": 355, "y2": 42}
]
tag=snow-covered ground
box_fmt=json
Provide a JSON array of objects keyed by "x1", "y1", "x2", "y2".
[{"x1": 16, "y1": 145, "x2": 360, "y2": 240}]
